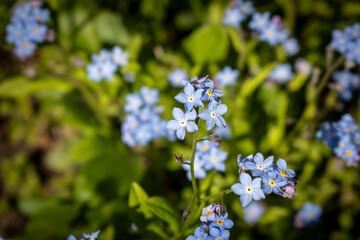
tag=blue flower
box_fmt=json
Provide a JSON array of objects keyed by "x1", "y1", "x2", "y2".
[
  {"x1": 67, "y1": 235, "x2": 77, "y2": 240},
  {"x1": 182, "y1": 155, "x2": 206, "y2": 180},
  {"x1": 295, "y1": 58, "x2": 312, "y2": 76},
  {"x1": 175, "y1": 83, "x2": 204, "y2": 111},
  {"x1": 81, "y1": 230, "x2": 101, "y2": 240},
  {"x1": 295, "y1": 202, "x2": 322, "y2": 227},
  {"x1": 91, "y1": 49, "x2": 111, "y2": 63},
  {"x1": 14, "y1": 40, "x2": 37, "y2": 58},
  {"x1": 198, "y1": 101, "x2": 227, "y2": 130},
  {"x1": 134, "y1": 124, "x2": 153, "y2": 146},
  {"x1": 249, "y1": 12, "x2": 270, "y2": 31},
  {"x1": 268, "y1": 63, "x2": 294, "y2": 83},
  {"x1": 204, "y1": 147, "x2": 228, "y2": 172},
  {"x1": 199, "y1": 80, "x2": 224, "y2": 103},
  {"x1": 213, "y1": 125, "x2": 231, "y2": 140},
  {"x1": 335, "y1": 114, "x2": 359, "y2": 133},
  {"x1": 244, "y1": 153, "x2": 274, "y2": 177},
  {"x1": 26, "y1": 22, "x2": 47, "y2": 43},
  {"x1": 185, "y1": 227, "x2": 208, "y2": 240},
  {"x1": 259, "y1": 22, "x2": 280, "y2": 46},
  {"x1": 5, "y1": 21, "x2": 24, "y2": 44},
  {"x1": 215, "y1": 66, "x2": 239, "y2": 87},
  {"x1": 238, "y1": 1, "x2": 255, "y2": 16},
  {"x1": 330, "y1": 29, "x2": 350, "y2": 54},
  {"x1": 112, "y1": 46, "x2": 128, "y2": 66},
  {"x1": 140, "y1": 86, "x2": 159, "y2": 106},
  {"x1": 124, "y1": 93, "x2": 143, "y2": 113},
  {"x1": 222, "y1": 8, "x2": 244, "y2": 28},
  {"x1": 261, "y1": 172, "x2": 287, "y2": 195},
  {"x1": 209, "y1": 212, "x2": 234, "y2": 231},
  {"x1": 316, "y1": 122, "x2": 339, "y2": 149},
  {"x1": 207, "y1": 227, "x2": 230, "y2": 240},
  {"x1": 196, "y1": 140, "x2": 212, "y2": 154},
  {"x1": 99, "y1": 60, "x2": 117, "y2": 80},
  {"x1": 166, "y1": 108, "x2": 198, "y2": 140},
  {"x1": 275, "y1": 158, "x2": 296, "y2": 179},
  {"x1": 346, "y1": 39, "x2": 360, "y2": 64},
  {"x1": 282, "y1": 38, "x2": 300, "y2": 56},
  {"x1": 345, "y1": 23, "x2": 360, "y2": 40},
  {"x1": 231, "y1": 172, "x2": 265, "y2": 207},
  {"x1": 31, "y1": 7, "x2": 50, "y2": 23},
  {"x1": 86, "y1": 63, "x2": 103, "y2": 82},
  {"x1": 168, "y1": 68, "x2": 188, "y2": 87},
  {"x1": 237, "y1": 154, "x2": 253, "y2": 170},
  {"x1": 243, "y1": 202, "x2": 266, "y2": 224}
]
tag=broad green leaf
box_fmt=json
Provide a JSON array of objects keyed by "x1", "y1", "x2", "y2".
[
  {"x1": 129, "y1": 182, "x2": 149, "y2": 207},
  {"x1": 183, "y1": 24, "x2": 229, "y2": 64},
  {"x1": 145, "y1": 196, "x2": 181, "y2": 233}
]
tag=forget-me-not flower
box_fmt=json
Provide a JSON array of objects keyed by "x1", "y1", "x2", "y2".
[
  {"x1": 231, "y1": 172, "x2": 265, "y2": 207},
  {"x1": 261, "y1": 171, "x2": 287, "y2": 195},
  {"x1": 166, "y1": 108, "x2": 198, "y2": 140},
  {"x1": 175, "y1": 83, "x2": 204, "y2": 111},
  {"x1": 244, "y1": 153, "x2": 274, "y2": 177},
  {"x1": 185, "y1": 227, "x2": 208, "y2": 240},
  {"x1": 198, "y1": 101, "x2": 227, "y2": 130},
  {"x1": 215, "y1": 66, "x2": 239, "y2": 87},
  {"x1": 168, "y1": 68, "x2": 188, "y2": 87}
]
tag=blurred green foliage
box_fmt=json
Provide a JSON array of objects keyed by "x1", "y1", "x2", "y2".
[{"x1": 0, "y1": 0, "x2": 360, "y2": 239}]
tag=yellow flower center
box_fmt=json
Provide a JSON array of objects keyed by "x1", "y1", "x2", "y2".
[
  {"x1": 356, "y1": 48, "x2": 360, "y2": 54},
  {"x1": 15, "y1": 30, "x2": 20, "y2": 36},
  {"x1": 202, "y1": 146, "x2": 208, "y2": 151},
  {"x1": 339, "y1": 38, "x2": 345, "y2": 44},
  {"x1": 269, "y1": 180, "x2": 275, "y2": 186},
  {"x1": 211, "y1": 156, "x2": 217, "y2": 163},
  {"x1": 206, "y1": 90, "x2": 213, "y2": 96},
  {"x1": 280, "y1": 171, "x2": 286, "y2": 177},
  {"x1": 33, "y1": 28, "x2": 39, "y2": 34},
  {"x1": 267, "y1": 30, "x2": 273, "y2": 37},
  {"x1": 22, "y1": 42, "x2": 29, "y2": 49},
  {"x1": 217, "y1": 219, "x2": 223, "y2": 225},
  {"x1": 346, "y1": 150, "x2": 352, "y2": 156},
  {"x1": 206, "y1": 210, "x2": 212, "y2": 216},
  {"x1": 338, "y1": 141, "x2": 344, "y2": 147}
]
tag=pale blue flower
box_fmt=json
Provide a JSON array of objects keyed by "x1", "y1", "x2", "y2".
[
  {"x1": 231, "y1": 172, "x2": 265, "y2": 207},
  {"x1": 185, "y1": 227, "x2": 208, "y2": 240},
  {"x1": 140, "y1": 86, "x2": 159, "y2": 106},
  {"x1": 112, "y1": 46, "x2": 128, "y2": 66},
  {"x1": 215, "y1": 66, "x2": 239, "y2": 87},
  {"x1": 222, "y1": 8, "x2": 244, "y2": 28},
  {"x1": 175, "y1": 83, "x2": 204, "y2": 111},
  {"x1": 282, "y1": 38, "x2": 299, "y2": 56},
  {"x1": 268, "y1": 63, "x2": 294, "y2": 83},
  {"x1": 204, "y1": 147, "x2": 228, "y2": 171},
  {"x1": 243, "y1": 202, "x2": 266, "y2": 224},
  {"x1": 166, "y1": 108, "x2": 198, "y2": 140},
  {"x1": 168, "y1": 68, "x2": 188, "y2": 87},
  {"x1": 124, "y1": 93, "x2": 143, "y2": 113},
  {"x1": 198, "y1": 101, "x2": 227, "y2": 130},
  {"x1": 330, "y1": 30, "x2": 350, "y2": 53},
  {"x1": 249, "y1": 12, "x2": 270, "y2": 31},
  {"x1": 182, "y1": 155, "x2": 206, "y2": 180},
  {"x1": 261, "y1": 171, "x2": 287, "y2": 195}
]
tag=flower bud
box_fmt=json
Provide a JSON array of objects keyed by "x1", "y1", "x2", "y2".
[{"x1": 175, "y1": 153, "x2": 184, "y2": 164}]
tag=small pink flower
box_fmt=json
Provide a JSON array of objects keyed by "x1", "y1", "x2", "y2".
[{"x1": 200, "y1": 204, "x2": 217, "y2": 222}]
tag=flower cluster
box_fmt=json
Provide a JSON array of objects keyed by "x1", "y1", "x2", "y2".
[
  {"x1": 243, "y1": 202, "x2": 266, "y2": 224},
  {"x1": 167, "y1": 75, "x2": 227, "y2": 140},
  {"x1": 294, "y1": 202, "x2": 322, "y2": 228},
  {"x1": 222, "y1": 0, "x2": 255, "y2": 28},
  {"x1": 168, "y1": 68, "x2": 189, "y2": 87},
  {"x1": 232, "y1": 153, "x2": 298, "y2": 207},
  {"x1": 331, "y1": 70, "x2": 360, "y2": 102},
  {"x1": 186, "y1": 203, "x2": 234, "y2": 240},
  {"x1": 330, "y1": 23, "x2": 360, "y2": 64},
  {"x1": 249, "y1": 13, "x2": 299, "y2": 55},
  {"x1": 121, "y1": 87, "x2": 175, "y2": 147},
  {"x1": 86, "y1": 46, "x2": 128, "y2": 82},
  {"x1": 68, "y1": 230, "x2": 100, "y2": 240},
  {"x1": 6, "y1": 1, "x2": 51, "y2": 58},
  {"x1": 268, "y1": 63, "x2": 294, "y2": 83},
  {"x1": 214, "y1": 66, "x2": 239, "y2": 88},
  {"x1": 316, "y1": 114, "x2": 360, "y2": 166},
  {"x1": 222, "y1": 1, "x2": 299, "y2": 56},
  {"x1": 182, "y1": 140, "x2": 228, "y2": 180}
]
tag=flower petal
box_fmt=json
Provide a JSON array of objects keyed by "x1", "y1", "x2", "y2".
[
  {"x1": 198, "y1": 109, "x2": 210, "y2": 120},
  {"x1": 184, "y1": 83, "x2": 194, "y2": 96},
  {"x1": 216, "y1": 104, "x2": 228, "y2": 115},
  {"x1": 186, "y1": 121, "x2": 198, "y2": 132},
  {"x1": 240, "y1": 193, "x2": 252, "y2": 207},
  {"x1": 176, "y1": 127, "x2": 186, "y2": 140},
  {"x1": 185, "y1": 110, "x2": 197, "y2": 120},
  {"x1": 174, "y1": 93, "x2": 188, "y2": 103},
  {"x1": 276, "y1": 158, "x2": 287, "y2": 170},
  {"x1": 166, "y1": 120, "x2": 180, "y2": 130},
  {"x1": 252, "y1": 177, "x2": 262, "y2": 189},
  {"x1": 231, "y1": 183, "x2": 245, "y2": 196},
  {"x1": 252, "y1": 188, "x2": 265, "y2": 200},
  {"x1": 254, "y1": 153, "x2": 264, "y2": 164},
  {"x1": 240, "y1": 172, "x2": 252, "y2": 186},
  {"x1": 172, "y1": 107, "x2": 184, "y2": 121}
]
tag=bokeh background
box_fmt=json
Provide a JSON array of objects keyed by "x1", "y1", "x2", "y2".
[{"x1": 1, "y1": 0, "x2": 360, "y2": 239}]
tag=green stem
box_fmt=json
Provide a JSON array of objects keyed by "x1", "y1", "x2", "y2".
[
  {"x1": 201, "y1": 189, "x2": 233, "y2": 202},
  {"x1": 237, "y1": 26, "x2": 247, "y2": 70},
  {"x1": 190, "y1": 131, "x2": 200, "y2": 203}
]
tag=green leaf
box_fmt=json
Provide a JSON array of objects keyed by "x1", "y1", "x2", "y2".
[
  {"x1": 129, "y1": 182, "x2": 149, "y2": 207},
  {"x1": 259, "y1": 206, "x2": 289, "y2": 225},
  {"x1": 183, "y1": 24, "x2": 229, "y2": 64},
  {"x1": 239, "y1": 62, "x2": 277, "y2": 97},
  {"x1": 144, "y1": 196, "x2": 181, "y2": 233}
]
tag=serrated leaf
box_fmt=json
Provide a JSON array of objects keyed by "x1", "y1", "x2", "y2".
[
  {"x1": 129, "y1": 182, "x2": 149, "y2": 207},
  {"x1": 144, "y1": 196, "x2": 181, "y2": 233}
]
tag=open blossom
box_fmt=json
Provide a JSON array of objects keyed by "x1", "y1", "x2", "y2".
[
  {"x1": 200, "y1": 204, "x2": 217, "y2": 222},
  {"x1": 231, "y1": 173, "x2": 265, "y2": 207},
  {"x1": 175, "y1": 83, "x2": 204, "y2": 111},
  {"x1": 166, "y1": 108, "x2": 198, "y2": 140},
  {"x1": 198, "y1": 101, "x2": 227, "y2": 130}
]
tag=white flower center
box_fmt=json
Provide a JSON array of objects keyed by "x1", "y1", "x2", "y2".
[
  {"x1": 211, "y1": 156, "x2": 217, "y2": 163},
  {"x1": 245, "y1": 186, "x2": 253, "y2": 194},
  {"x1": 256, "y1": 164, "x2": 264, "y2": 170},
  {"x1": 210, "y1": 111, "x2": 217, "y2": 119},
  {"x1": 179, "y1": 119, "x2": 187, "y2": 127},
  {"x1": 188, "y1": 96, "x2": 195, "y2": 102}
]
